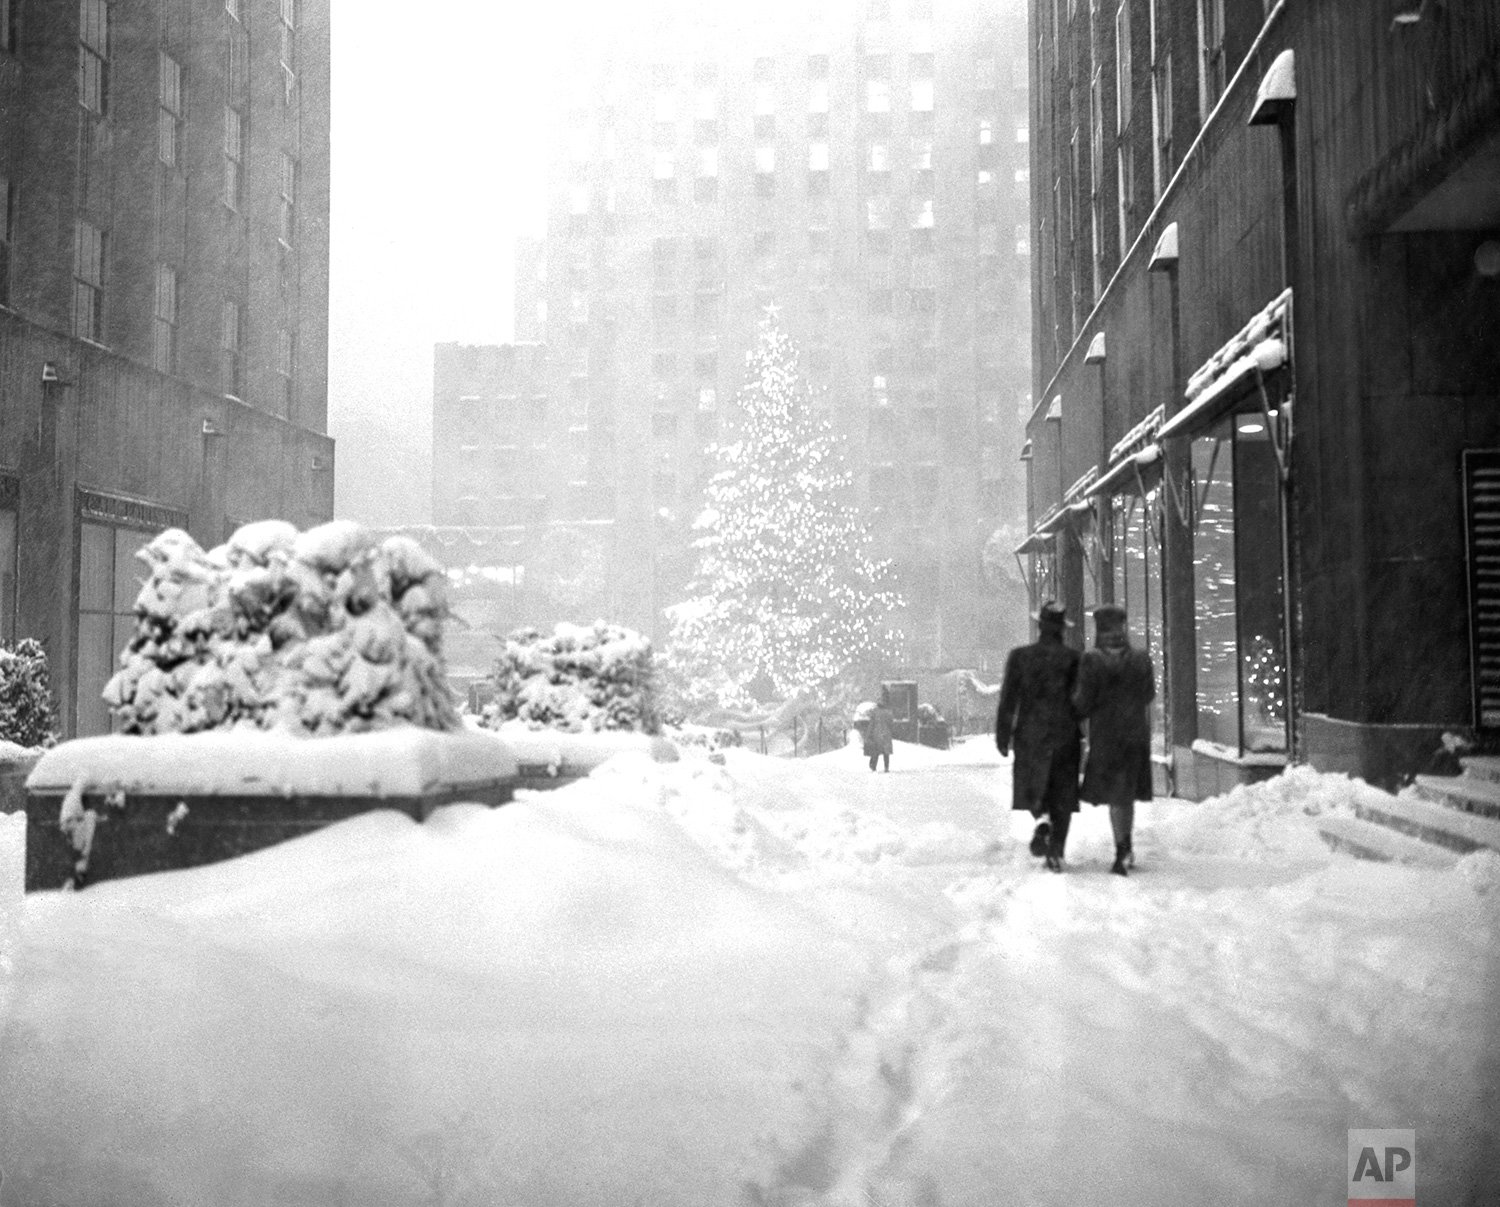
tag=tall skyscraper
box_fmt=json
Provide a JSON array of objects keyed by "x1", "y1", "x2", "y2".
[
  {"x1": 0, "y1": 0, "x2": 333, "y2": 734},
  {"x1": 504, "y1": 0, "x2": 1032, "y2": 667}
]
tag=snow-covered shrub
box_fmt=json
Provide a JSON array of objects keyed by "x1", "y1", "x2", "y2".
[
  {"x1": 0, "y1": 637, "x2": 60, "y2": 748},
  {"x1": 482, "y1": 622, "x2": 661, "y2": 734},
  {"x1": 103, "y1": 521, "x2": 460, "y2": 736}
]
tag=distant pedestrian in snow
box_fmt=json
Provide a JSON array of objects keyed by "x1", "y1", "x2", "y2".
[
  {"x1": 1073, "y1": 604, "x2": 1156, "y2": 877},
  {"x1": 865, "y1": 689, "x2": 895, "y2": 772},
  {"x1": 994, "y1": 601, "x2": 1081, "y2": 871}
]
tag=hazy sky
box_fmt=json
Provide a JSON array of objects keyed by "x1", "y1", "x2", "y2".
[{"x1": 328, "y1": 0, "x2": 563, "y2": 524}]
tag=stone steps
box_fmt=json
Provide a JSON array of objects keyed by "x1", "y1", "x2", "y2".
[
  {"x1": 1360, "y1": 789, "x2": 1500, "y2": 854},
  {"x1": 1315, "y1": 815, "x2": 1458, "y2": 869}
]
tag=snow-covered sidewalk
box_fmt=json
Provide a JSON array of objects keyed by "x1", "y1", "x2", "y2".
[{"x1": 1, "y1": 737, "x2": 1496, "y2": 1205}]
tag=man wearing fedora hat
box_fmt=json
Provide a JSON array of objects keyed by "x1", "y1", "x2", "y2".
[
  {"x1": 994, "y1": 600, "x2": 1082, "y2": 871},
  {"x1": 1073, "y1": 603, "x2": 1156, "y2": 876}
]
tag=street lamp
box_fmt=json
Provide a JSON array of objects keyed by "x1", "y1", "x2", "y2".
[{"x1": 1084, "y1": 332, "x2": 1112, "y2": 604}]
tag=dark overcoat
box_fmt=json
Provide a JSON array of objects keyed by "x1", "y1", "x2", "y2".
[
  {"x1": 994, "y1": 635, "x2": 1081, "y2": 815},
  {"x1": 864, "y1": 705, "x2": 895, "y2": 757},
  {"x1": 1073, "y1": 644, "x2": 1156, "y2": 805}
]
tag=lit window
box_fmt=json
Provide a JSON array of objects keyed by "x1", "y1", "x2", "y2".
[
  {"x1": 698, "y1": 386, "x2": 716, "y2": 410},
  {"x1": 975, "y1": 56, "x2": 997, "y2": 89},
  {"x1": 654, "y1": 90, "x2": 675, "y2": 122},
  {"x1": 158, "y1": 53, "x2": 182, "y2": 165},
  {"x1": 866, "y1": 80, "x2": 890, "y2": 112},
  {"x1": 698, "y1": 147, "x2": 718, "y2": 177},
  {"x1": 978, "y1": 118, "x2": 993, "y2": 146},
  {"x1": 866, "y1": 196, "x2": 892, "y2": 229},
  {"x1": 910, "y1": 80, "x2": 934, "y2": 112},
  {"x1": 755, "y1": 145, "x2": 775, "y2": 173},
  {"x1": 755, "y1": 84, "x2": 776, "y2": 115},
  {"x1": 911, "y1": 198, "x2": 934, "y2": 229},
  {"x1": 73, "y1": 220, "x2": 106, "y2": 342},
  {"x1": 654, "y1": 153, "x2": 675, "y2": 180},
  {"x1": 867, "y1": 143, "x2": 889, "y2": 172},
  {"x1": 808, "y1": 81, "x2": 829, "y2": 113},
  {"x1": 808, "y1": 142, "x2": 828, "y2": 171},
  {"x1": 79, "y1": 0, "x2": 109, "y2": 115}
]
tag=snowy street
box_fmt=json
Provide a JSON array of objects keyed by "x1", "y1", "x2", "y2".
[{"x1": 2, "y1": 737, "x2": 1498, "y2": 1206}]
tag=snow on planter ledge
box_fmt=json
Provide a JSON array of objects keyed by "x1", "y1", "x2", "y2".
[
  {"x1": 21, "y1": 727, "x2": 519, "y2": 891},
  {"x1": 475, "y1": 718, "x2": 677, "y2": 786},
  {"x1": 27, "y1": 727, "x2": 517, "y2": 801}
]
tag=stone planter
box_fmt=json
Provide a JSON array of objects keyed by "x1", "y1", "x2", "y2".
[{"x1": 23, "y1": 728, "x2": 517, "y2": 890}]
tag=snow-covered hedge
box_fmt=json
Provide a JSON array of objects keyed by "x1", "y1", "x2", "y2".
[
  {"x1": 0, "y1": 637, "x2": 59, "y2": 748},
  {"x1": 481, "y1": 622, "x2": 661, "y2": 734},
  {"x1": 103, "y1": 520, "x2": 460, "y2": 736}
]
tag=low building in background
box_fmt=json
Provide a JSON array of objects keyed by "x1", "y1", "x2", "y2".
[{"x1": 0, "y1": 0, "x2": 334, "y2": 735}]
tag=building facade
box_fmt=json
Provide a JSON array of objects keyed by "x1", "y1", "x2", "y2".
[
  {"x1": 509, "y1": 0, "x2": 1033, "y2": 667},
  {"x1": 1022, "y1": 0, "x2": 1500, "y2": 793},
  {"x1": 0, "y1": 0, "x2": 333, "y2": 736}
]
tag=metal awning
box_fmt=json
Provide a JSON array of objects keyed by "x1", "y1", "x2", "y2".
[
  {"x1": 1162, "y1": 288, "x2": 1292, "y2": 440},
  {"x1": 1088, "y1": 443, "x2": 1163, "y2": 497}
]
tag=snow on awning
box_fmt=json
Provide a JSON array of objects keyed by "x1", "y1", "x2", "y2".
[
  {"x1": 1161, "y1": 288, "x2": 1292, "y2": 440},
  {"x1": 1088, "y1": 443, "x2": 1163, "y2": 497},
  {"x1": 1160, "y1": 339, "x2": 1286, "y2": 439}
]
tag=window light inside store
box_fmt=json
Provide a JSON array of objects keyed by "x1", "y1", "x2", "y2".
[{"x1": 1237, "y1": 418, "x2": 1265, "y2": 435}]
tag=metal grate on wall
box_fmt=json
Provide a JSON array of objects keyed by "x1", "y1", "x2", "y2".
[{"x1": 1463, "y1": 449, "x2": 1500, "y2": 730}]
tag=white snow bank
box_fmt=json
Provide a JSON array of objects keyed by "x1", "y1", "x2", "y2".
[
  {"x1": 25, "y1": 727, "x2": 517, "y2": 799},
  {"x1": 0, "y1": 738, "x2": 40, "y2": 763},
  {"x1": 482, "y1": 717, "x2": 663, "y2": 774},
  {"x1": 3, "y1": 748, "x2": 1497, "y2": 1205}
]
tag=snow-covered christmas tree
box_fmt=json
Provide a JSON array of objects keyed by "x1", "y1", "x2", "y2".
[{"x1": 666, "y1": 312, "x2": 903, "y2": 710}]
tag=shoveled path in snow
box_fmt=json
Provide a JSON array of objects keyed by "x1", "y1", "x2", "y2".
[{"x1": 707, "y1": 739, "x2": 1500, "y2": 1206}]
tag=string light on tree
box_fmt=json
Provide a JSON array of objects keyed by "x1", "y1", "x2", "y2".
[{"x1": 665, "y1": 311, "x2": 903, "y2": 708}]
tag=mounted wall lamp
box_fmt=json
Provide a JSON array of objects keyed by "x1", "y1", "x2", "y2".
[
  {"x1": 1248, "y1": 49, "x2": 1296, "y2": 126},
  {"x1": 1148, "y1": 223, "x2": 1179, "y2": 273},
  {"x1": 311, "y1": 455, "x2": 330, "y2": 471},
  {"x1": 201, "y1": 418, "x2": 225, "y2": 438},
  {"x1": 1084, "y1": 332, "x2": 1107, "y2": 364},
  {"x1": 40, "y1": 361, "x2": 73, "y2": 387}
]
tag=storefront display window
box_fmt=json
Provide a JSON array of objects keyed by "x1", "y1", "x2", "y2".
[
  {"x1": 76, "y1": 521, "x2": 152, "y2": 736},
  {"x1": 1190, "y1": 414, "x2": 1287, "y2": 754}
]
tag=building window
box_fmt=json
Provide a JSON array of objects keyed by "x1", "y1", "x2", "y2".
[
  {"x1": 910, "y1": 79, "x2": 934, "y2": 112},
  {"x1": 653, "y1": 470, "x2": 677, "y2": 501},
  {"x1": 0, "y1": 176, "x2": 12, "y2": 308},
  {"x1": 77, "y1": 520, "x2": 158, "y2": 735},
  {"x1": 223, "y1": 106, "x2": 243, "y2": 209},
  {"x1": 1197, "y1": 0, "x2": 1226, "y2": 120},
  {"x1": 279, "y1": 0, "x2": 296, "y2": 100},
  {"x1": 1117, "y1": 142, "x2": 1135, "y2": 251},
  {"x1": 153, "y1": 264, "x2": 176, "y2": 373},
  {"x1": 697, "y1": 386, "x2": 716, "y2": 411},
  {"x1": 277, "y1": 327, "x2": 296, "y2": 414},
  {"x1": 73, "y1": 220, "x2": 105, "y2": 342},
  {"x1": 755, "y1": 83, "x2": 775, "y2": 116},
  {"x1": 79, "y1": 0, "x2": 109, "y2": 115},
  {"x1": 1, "y1": 0, "x2": 15, "y2": 53},
  {"x1": 910, "y1": 52, "x2": 934, "y2": 79},
  {"x1": 1116, "y1": 0, "x2": 1133, "y2": 134},
  {"x1": 911, "y1": 197, "x2": 934, "y2": 229},
  {"x1": 868, "y1": 289, "x2": 892, "y2": 314},
  {"x1": 1152, "y1": 28, "x2": 1173, "y2": 196},
  {"x1": 695, "y1": 119, "x2": 718, "y2": 145},
  {"x1": 808, "y1": 80, "x2": 829, "y2": 114},
  {"x1": 807, "y1": 111, "x2": 828, "y2": 138},
  {"x1": 1090, "y1": 69, "x2": 1105, "y2": 291},
  {"x1": 808, "y1": 53, "x2": 828, "y2": 78},
  {"x1": 221, "y1": 297, "x2": 243, "y2": 396},
  {"x1": 653, "y1": 351, "x2": 676, "y2": 378},
  {"x1": 652, "y1": 411, "x2": 678, "y2": 437},
  {"x1": 158, "y1": 52, "x2": 182, "y2": 166},
  {"x1": 866, "y1": 80, "x2": 890, "y2": 112},
  {"x1": 279, "y1": 152, "x2": 297, "y2": 245}
]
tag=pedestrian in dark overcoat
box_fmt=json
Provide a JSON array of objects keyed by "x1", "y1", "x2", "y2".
[
  {"x1": 995, "y1": 601, "x2": 1082, "y2": 871},
  {"x1": 1073, "y1": 604, "x2": 1156, "y2": 876},
  {"x1": 865, "y1": 688, "x2": 895, "y2": 772}
]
